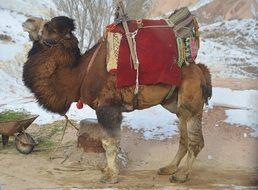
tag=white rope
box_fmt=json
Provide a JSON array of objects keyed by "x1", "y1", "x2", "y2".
[
  {"x1": 185, "y1": 60, "x2": 190, "y2": 66},
  {"x1": 135, "y1": 65, "x2": 139, "y2": 95},
  {"x1": 131, "y1": 30, "x2": 140, "y2": 95}
]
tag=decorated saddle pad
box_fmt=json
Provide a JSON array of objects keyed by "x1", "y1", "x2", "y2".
[
  {"x1": 106, "y1": 7, "x2": 199, "y2": 88},
  {"x1": 106, "y1": 19, "x2": 181, "y2": 88}
]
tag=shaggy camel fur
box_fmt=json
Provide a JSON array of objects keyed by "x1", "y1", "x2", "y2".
[{"x1": 23, "y1": 16, "x2": 212, "y2": 184}]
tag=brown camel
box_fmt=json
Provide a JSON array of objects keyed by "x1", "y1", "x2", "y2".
[{"x1": 22, "y1": 16, "x2": 212, "y2": 184}]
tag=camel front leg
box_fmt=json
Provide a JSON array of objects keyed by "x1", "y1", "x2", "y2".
[
  {"x1": 100, "y1": 137, "x2": 120, "y2": 184},
  {"x1": 170, "y1": 113, "x2": 204, "y2": 183},
  {"x1": 96, "y1": 105, "x2": 122, "y2": 184}
]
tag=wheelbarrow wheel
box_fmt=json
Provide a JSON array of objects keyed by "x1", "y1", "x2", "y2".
[
  {"x1": 15, "y1": 133, "x2": 35, "y2": 154},
  {"x1": 2, "y1": 135, "x2": 9, "y2": 147}
]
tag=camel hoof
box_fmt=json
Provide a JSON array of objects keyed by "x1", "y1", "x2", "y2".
[
  {"x1": 100, "y1": 174, "x2": 119, "y2": 184},
  {"x1": 157, "y1": 165, "x2": 177, "y2": 175},
  {"x1": 169, "y1": 170, "x2": 189, "y2": 183}
]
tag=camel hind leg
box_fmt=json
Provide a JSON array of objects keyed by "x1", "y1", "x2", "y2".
[
  {"x1": 170, "y1": 111, "x2": 204, "y2": 182},
  {"x1": 169, "y1": 73, "x2": 205, "y2": 182},
  {"x1": 160, "y1": 65, "x2": 206, "y2": 182},
  {"x1": 158, "y1": 114, "x2": 188, "y2": 175}
]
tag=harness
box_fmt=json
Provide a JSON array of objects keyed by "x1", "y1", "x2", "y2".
[
  {"x1": 76, "y1": 39, "x2": 104, "y2": 110},
  {"x1": 42, "y1": 40, "x2": 57, "y2": 47},
  {"x1": 111, "y1": 3, "x2": 200, "y2": 106}
]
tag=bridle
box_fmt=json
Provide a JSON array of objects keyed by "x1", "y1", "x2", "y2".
[
  {"x1": 40, "y1": 23, "x2": 69, "y2": 48},
  {"x1": 42, "y1": 40, "x2": 58, "y2": 47}
]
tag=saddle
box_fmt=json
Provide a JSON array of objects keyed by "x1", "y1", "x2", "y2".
[{"x1": 105, "y1": 7, "x2": 199, "y2": 88}]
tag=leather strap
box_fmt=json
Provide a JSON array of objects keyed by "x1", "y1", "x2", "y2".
[{"x1": 87, "y1": 40, "x2": 103, "y2": 73}]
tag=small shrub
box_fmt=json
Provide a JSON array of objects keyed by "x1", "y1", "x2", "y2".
[{"x1": 0, "y1": 110, "x2": 30, "y2": 122}]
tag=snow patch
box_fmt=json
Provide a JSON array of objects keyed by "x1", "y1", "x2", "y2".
[
  {"x1": 0, "y1": 0, "x2": 57, "y2": 18},
  {"x1": 197, "y1": 19, "x2": 258, "y2": 79},
  {"x1": 210, "y1": 88, "x2": 258, "y2": 110},
  {"x1": 123, "y1": 106, "x2": 178, "y2": 140},
  {"x1": 225, "y1": 109, "x2": 258, "y2": 136},
  {"x1": 211, "y1": 87, "x2": 258, "y2": 137},
  {"x1": 0, "y1": 8, "x2": 29, "y2": 61},
  {"x1": 0, "y1": 43, "x2": 24, "y2": 61}
]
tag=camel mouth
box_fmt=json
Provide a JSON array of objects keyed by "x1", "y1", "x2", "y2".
[
  {"x1": 22, "y1": 17, "x2": 49, "y2": 42},
  {"x1": 22, "y1": 22, "x2": 35, "y2": 32}
]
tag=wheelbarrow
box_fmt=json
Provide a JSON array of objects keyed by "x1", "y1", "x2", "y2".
[{"x1": 0, "y1": 115, "x2": 38, "y2": 154}]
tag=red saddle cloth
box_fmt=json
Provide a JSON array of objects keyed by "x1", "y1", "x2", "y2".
[{"x1": 109, "y1": 19, "x2": 181, "y2": 88}]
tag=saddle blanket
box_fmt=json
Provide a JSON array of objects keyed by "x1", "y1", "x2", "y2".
[{"x1": 106, "y1": 19, "x2": 181, "y2": 88}]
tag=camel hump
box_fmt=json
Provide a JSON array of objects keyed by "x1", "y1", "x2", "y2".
[{"x1": 197, "y1": 63, "x2": 212, "y2": 105}]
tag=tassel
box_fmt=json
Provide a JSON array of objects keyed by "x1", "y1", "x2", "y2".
[
  {"x1": 193, "y1": 16, "x2": 200, "y2": 49},
  {"x1": 76, "y1": 99, "x2": 83, "y2": 109}
]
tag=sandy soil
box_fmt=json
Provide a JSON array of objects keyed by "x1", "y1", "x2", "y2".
[
  {"x1": 212, "y1": 78, "x2": 258, "y2": 90},
  {"x1": 0, "y1": 110, "x2": 257, "y2": 190},
  {"x1": 0, "y1": 78, "x2": 257, "y2": 190}
]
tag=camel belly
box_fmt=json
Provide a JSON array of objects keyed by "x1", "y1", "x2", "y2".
[
  {"x1": 119, "y1": 84, "x2": 173, "y2": 110},
  {"x1": 85, "y1": 75, "x2": 175, "y2": 111}
]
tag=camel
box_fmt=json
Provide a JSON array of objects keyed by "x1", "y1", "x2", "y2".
[{"x1": 22, "y1": 16, "x2": 212, "y2": 184}]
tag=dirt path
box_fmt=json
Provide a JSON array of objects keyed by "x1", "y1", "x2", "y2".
[{"x1": 212, "y1": 78, "x2": 258, "y2": 90}]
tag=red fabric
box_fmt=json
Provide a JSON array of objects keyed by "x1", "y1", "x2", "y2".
[
  {"x1": 76, "y1": 100, "x2": 83, "y2": 109},
  {"x1": 109, "y1": 19, "x2": 181, "y2": 88}
]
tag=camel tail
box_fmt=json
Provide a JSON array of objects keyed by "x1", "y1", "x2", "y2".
[{"x1": 197, "y1": 63, "x2": 212, "y2": 105}]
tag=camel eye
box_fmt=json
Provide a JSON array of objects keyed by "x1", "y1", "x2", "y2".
[
  {"x1": 45, "y1": 24, "x2": 55, "y2": 33},
  {"x1": 48, "y1": 27, "x2": 54, "y2": 33},
  {"x1": 44, "y1": 23, "x2": 49, "y2": 29}
]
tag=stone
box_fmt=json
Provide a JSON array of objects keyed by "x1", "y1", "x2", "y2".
[{"x1": 77, "y1": 119, "x2": 107, "y2": 153}]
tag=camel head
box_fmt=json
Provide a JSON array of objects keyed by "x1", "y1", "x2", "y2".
[
  {"x1": 41, "y1": 16, "x2": 76, "y2": 46},
  {"x1": 22, "y1": 17, "x2": 48, "y2": 41},
  {"x1": 23, "y1": 16, "x2": 81, "y2": 115}
]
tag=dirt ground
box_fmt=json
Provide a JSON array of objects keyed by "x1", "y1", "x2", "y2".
[{"x1": 0, "y1": 78, "x2": 258, "y2": 190}]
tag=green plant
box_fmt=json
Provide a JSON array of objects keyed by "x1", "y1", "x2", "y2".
[{"x1": 0, "y1": 110, "x2": 30, "y2": 122}]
